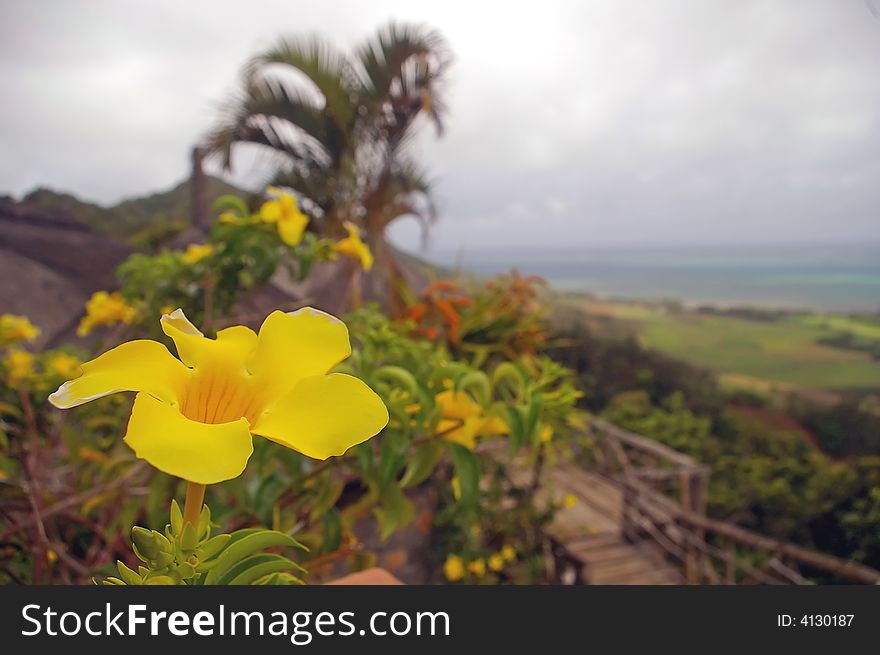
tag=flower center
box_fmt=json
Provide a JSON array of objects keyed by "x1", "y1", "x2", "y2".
[{"x1": 178, "y1": 369, "x2": 264, "y2": 425}]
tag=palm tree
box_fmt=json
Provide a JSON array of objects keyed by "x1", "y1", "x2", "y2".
[{"x1": 205, "y1": 22, "x2": 451, "y2": 314}]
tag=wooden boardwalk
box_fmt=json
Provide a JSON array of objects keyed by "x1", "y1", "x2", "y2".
[
  {"x1": 541, "y1": 464, "x2": 682, "y2": 585},
  {"x1": 502, "y1": 454, "x2": 681, "y2": 584},
  {"x1": 494, "y1": 418, "x2": 880, "y2": 585}
]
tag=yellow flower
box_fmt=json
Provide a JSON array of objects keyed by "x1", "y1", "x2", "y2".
[
  {"x1": 501, "y1": 545, "x2": 516, "y2": 562},
  {"x1": 335, "y1": 221, "x2": 373, "y2": 271},
  {"x1": 434, "y1": 390, "x2": 507, "y2": 450},
  {"x1": 467, "y1": 559, "x2": 486, "y2": 577},
  {"x1": 50, "y1": 307, "x2": 389, "y2": 484},
  {"x1": 258, "y1": 188, "x2": 308, "y2": 246},
  {"x1": 0, "y1": 314, "x2": 40, "y2": 345},
  {"x1": 4, "y1": 349, "x2": 35, "y2": 384},
  {"x1": 488, "y1": 554, "x2": 505, "y2": 572},
  {"x1": 443, "y1": 554, "x2": 465, "y2": 582},
  {"x1": 218, "y1": 211, "x2": 244, "y2": 225},
  {"x1": 77, "y1": 291, "x2": 136, "y2": 336},
  {"x1": 539, "y1": 424, "x2": 554, "y2": 443},
  {"x1": 181, "y1": 243, "x2": 213, "y2": 264},
  {"x1": 46, "y1": 353, "x2": 80, "y2": 378},
  {"x1": 563, "y1": 493, "x2": 578, "y2": 508}
]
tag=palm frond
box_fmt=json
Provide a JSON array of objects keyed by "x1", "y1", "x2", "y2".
[
  {"x1": 354, "y1": 21, "x2": 452, "y2": 134},
  {"x1": 246, "y1": 36, "x2": 356, "y2": 131}
]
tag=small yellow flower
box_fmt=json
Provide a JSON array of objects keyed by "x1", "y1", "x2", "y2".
[
  {"x1": 335, "y1": 221, "x2": 374, "y2": 271},
  {"x1": 181, "y1": 243, "x2": 213, "y2": 264},
  {"x1": 0, "y1": 314, "x2": 40, "y2": 345},
  {"x1": 51, "y1": 307, "x2": 388, "y2": 484},
  {"x1": 539, "y1": 424, "x2": 554, "y2": 443},
  {"x1": 563, "y1": 493, "x2": 578, "y2": 508},
  {"x1": 218, "y1": 211, "x2": 244, "y2": 225},
  {"x1": 258, "y1": 188, "x2": 309, "y2": 247},
  {"x1": 77, "y1": 291, "x2": 136, "y2": 336},
  {"x1": 501, "y1": 545, "x2": 516, "y2": 562},
  {"x1": 46, "y1": 548, "x2": 58, "y2": 565},
  {"x1": 488, "y1": 554, "x2": 505, "y2": 572},
  {"x1": 467, "y1": 559, "x2": 486, "y2": 577},
  {"x1": 434, "y1": 390, "x2": 507, "y2": 450},
  {"x1": 451, "y1": 476, "x2": 461, "y2": 501},
  {"x1": 4, "y1": 349, "x2": 35, "y2": 384},
  {"x1": 46, "y1": 353, "x2": 80, "y2": 378},
  {"x1": 443, "y1": 554, "x2": 465, "y2": 582}
]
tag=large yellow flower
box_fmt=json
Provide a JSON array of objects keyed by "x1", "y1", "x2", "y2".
[
  {"x1": 434, "y1": 390, "x2": 507, "y2": 451},
  {"x1": 258, "y1": 188, "x2": 309, "y2": 246},
  {"x1": 77, "y1": 291, "x2": 136, "y2": 336},
  {"x1": 335, "y1": 221, "x2": 374, "y2": 271},
  {"x1": 50, "y1": 308, "x2": 389, "y2": 484},
  {"x1": 0, "y1": 314, "x2": 40, "y2": 345}
]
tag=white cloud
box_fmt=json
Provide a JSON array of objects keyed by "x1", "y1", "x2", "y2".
[{"x1": 1, "y1": 0, "x2": 879, "y2": 249}]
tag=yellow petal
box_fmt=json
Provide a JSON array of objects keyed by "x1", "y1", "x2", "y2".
[
  {"x1": 258, "y1": 199, "x2": 282, "y2": 223},
  {"x1": 477, "y1": 415, "x2": 508, "y2": 437},
  {"x1": 124, "y1": 393, "x2": 253, "y2": 484},
  {"x1": 160, "y1": 309, "x2": 207, "y2": 367},
  {"x1": 252, "y1": 373, "x2": 388, "y2": 460},
  {"x1": 250, "y1": 308, "x2": 351, "y2": 403},
  {"x1": 435, "y1": 390, "x2": 482, "y2": 420},
  {"x1": 49, "y1": 340, "x2": 189, "y2": 409},
  {"x1": 277, "y1": 213, "x2": 308, "y2": 246},
  {"x1": 335, "y1": 222, "x2": 373, "y2": 271},
  {"x1": 438, "y1": 417, "x2": 481, "y2": 450},
  {"x1": 160, "y1": 310, "x2": 259, "y2": 374}
]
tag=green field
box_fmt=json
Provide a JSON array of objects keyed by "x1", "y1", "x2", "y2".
[{"x1": 580, "y1": 299, "x2": 880, "y2": 391}]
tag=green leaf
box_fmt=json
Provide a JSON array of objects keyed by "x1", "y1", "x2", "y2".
[
  {"x1": 449, "y1": 443, "x2": 480, "y2": 511},
  {"x1": 179, "y1": 522, "x2": 198, "y2": 552},
  {"x1": 322, "y1": 508, "x2": 342, "y2": 554},
  {"x1": 375, "y1": 366, "x2": 419, "y2": 397},
  {"x1": 377, "y1": 439, "x2": 405, "y2": 490},
  {"x1": 373, "y1": 484, "x2": 416, "y2": 542},
  {"x1": 523, "y1": 392, "x2": 544, "y2": 446},
  {"x1": 203, "y1": 530, "x2": 305, "y2": 585},
  {"x1": 196, "y1": 534, "x2": 231, "y2": 561},
  {"x1": 399, "y1": 441, "x2": 443, "y2": 489},
  {"x1": 169, "y1": 499, "x2": 183, "y2": 535},
  {"x1": 116, "y1": 561, "x2": 142, "y2": 586},
  {"x1": 505, "y1": 405, "x2": 526, "y2": 453},
  {"x1": 493, "y1": 362, "x2": 524, "y2": 399},
  {"x1": 254, "y1": 572, "x2": 305, "y2": 585},
  {"x1": 223, "y1": 553, "x2": 300, "y2": 585},
  {"x1": 458, "y1": 371, "x2": 492, "y2": 406}
]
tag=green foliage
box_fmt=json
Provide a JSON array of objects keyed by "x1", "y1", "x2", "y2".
[
  {"x1": 23, "y1": 176, "x2": 245, "y2": 239},
  {"x1": 104, "y1": 502, "x2": 306, "y2": 585},
  {"x1": 117, "y1": 194, "x2": 331, "y2": 334},
  {"x1": 601, "y1": 390, "x2": 713, "y2": 460}
]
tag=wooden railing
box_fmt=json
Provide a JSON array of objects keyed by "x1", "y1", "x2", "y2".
[{"x1": 588, "y1": 418, "x2": 880, "y2": 585}]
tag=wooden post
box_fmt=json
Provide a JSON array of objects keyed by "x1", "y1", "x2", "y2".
[
  {"x1": 621, "y1": 480, "x2": 636, "y2": 542},
  {"x1": 724, "y1": 538, "x2": 736, "y2": 584},
  {"x1": 680, "y1": 470, "x2": 698, "y2": 583}
]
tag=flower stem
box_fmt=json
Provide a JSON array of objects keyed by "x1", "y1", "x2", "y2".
[{"x1": 183, "y1": 482, "x2": 206, "y2": 529}]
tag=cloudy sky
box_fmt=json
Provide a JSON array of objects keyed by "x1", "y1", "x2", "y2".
[{"x1": 1, "y1": 0, "x2": 879, "y2": 252}]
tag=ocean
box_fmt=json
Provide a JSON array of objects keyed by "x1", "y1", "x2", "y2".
[{"x1": 422, "y1": 243, "x2": 880, "y2": 313}]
